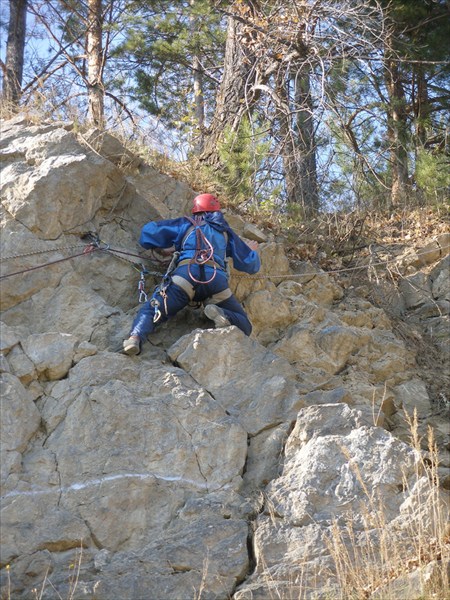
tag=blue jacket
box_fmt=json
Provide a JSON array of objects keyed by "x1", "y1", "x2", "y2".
[{"x1": 139, "y1": 212, "x2": 260, "y2": 275}]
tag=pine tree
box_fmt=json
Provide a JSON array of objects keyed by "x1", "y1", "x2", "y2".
[
  {"x1": 116, "y1": 0, "x2": 224, "y2": 151},
  {"x1": 1, "y1": 0, "x2": 28, "y2": 108},
  {"x1": 377, "y1": 0, "x2": 450, "y2": 206}
]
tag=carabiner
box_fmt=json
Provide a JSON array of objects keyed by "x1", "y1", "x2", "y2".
[
  {"x1": 138, "y1": 285, "x2": 148, "y2": 303},
  {"x1": 138, "y1": 267, "x2": 148, "y2": 303}
]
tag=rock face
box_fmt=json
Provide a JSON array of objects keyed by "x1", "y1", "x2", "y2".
[{"x1": 1, "y1": 117, "x2": 449, "y2": 600}]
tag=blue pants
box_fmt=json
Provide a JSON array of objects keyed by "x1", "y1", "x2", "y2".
[{"x1": 130, "y1": 264, "x2": 252, "y2": 340}]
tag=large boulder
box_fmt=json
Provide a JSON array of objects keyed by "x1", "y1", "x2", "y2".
[
  {"x1": 168, "y1": 327, "x2": 304, "y2": 435},
  {"x1": 0, "y1": 122, "x2": 123, "y2": 240},
  {"x1": 234, "y1": 404, "x2": 449, "y2": 600}
]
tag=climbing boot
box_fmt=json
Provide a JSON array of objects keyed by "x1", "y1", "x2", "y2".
[
  {"x1": 204, "y1": 304, "x2": 231, "y2": 328},
  {"x1": 123, "y1": 335, "x2": 141, "y2": 355}
]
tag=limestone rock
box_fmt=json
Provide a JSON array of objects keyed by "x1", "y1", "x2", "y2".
[
  {"x1": 1, "y1": 351, "x2": 251, "y2": 595},
  {"x1": 168, "y1": 327, "x2": 304, "y2": 435},
  {"x1": 244, "y1": 288, "x2": 297, "y2": 343},
  {"x1": 126, "y1": 163, "x2": 193, "y2": 218},
  {"x1": 417, "y1": 232, "x2": 450, "y2": 266},
  {"x1": 5, "y1": 345, "x2": 37, "y2": 385},
  {"x1": 91, "y1": 516, "x2": 249, "y2": 600},
  {"x1": 398, "y1": 233, "x2": 450, "y2": 270},
  {"x1": 243, "y1": 423, "x2": 292, "y2": 491},
  {"x1": 399, "y1": 272, "x2": 432, "y2": 309},
  {"x1": 1, "y1": 118, "x2": 448, "y2": 600},
  {"x1": 0, "y1": 125, "x2": 123, "y2": 240},
  {"x1": 431, "y1": 256, "x2": 450, "y2": 301},
  {"x1": 301, "y1": 271, "x2": 344, "y2": 306},
  {"x1": 0, "y1": 353, "x2": 10, "y2": 374},
  {"x1": 422, "y1": 314, "x2": 450, "y2": 352},
  {"x1": 0, "y1": 322, "x2": 20, "y2": 352},
  {"x1": 22, "y1": 332, "x2": 77, "y2": 380},
  {"x1": 231, "y1": 242, "x2": 291, "y2": 301},
  {"x1": 0, "y1": 372, "x2": 41, "y2": 455},
  {"x1": 242, "y1": 222, "x2": 268, "y2": 243},
  {"x1": 393, "y1": 378, "x2": 431, "y2": 419},
  {"x1": 2, "y1": 278, "x2": 121, "y2": 341},
  {"x1": 370, "y1": 560, "x2": 449, "y2": 600},
  {"x1": 0, "y1": 208, "x2": 71, "y2": 311},
  {"x1": 413, "y1": 299, "x2": 450, "y2": 318},
  {"x1": 1, "y1": 501, "x2": 92, "y2": 565},
  {"x1": 224, "y1": 212, "x2": 245, "y2": 234},
  {"x1": 235, "y1": 404, "x2": 448, "y2": 599},
  {"x1": 82, "y1": 128, "x2": 142, "y2": 168}
]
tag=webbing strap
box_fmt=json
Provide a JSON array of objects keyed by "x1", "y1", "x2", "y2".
[
  {"x1": 208, "y1": 288, "x2": 232, "y2": 303},
  {"x1": 177, "y1": 258, "x2": 225, "y2": 271},
  {"x1": 171, "y1": 275, "x2": 232, "y2": 303},
  {"x1": 171, "y1": 275, "x2": 195, "y2": 300}
]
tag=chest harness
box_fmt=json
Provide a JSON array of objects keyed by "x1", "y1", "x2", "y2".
[{"x1": 150, "y1": 216, "x2": 226, "y2": 323}]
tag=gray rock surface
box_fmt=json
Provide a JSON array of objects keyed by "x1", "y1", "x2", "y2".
[{"x1": 1, "y1": 117, "x2": 448, "y2": 600}]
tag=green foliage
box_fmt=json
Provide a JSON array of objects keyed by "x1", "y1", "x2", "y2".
[
  {"x1": 323, "y1": 110, "x2": 388, "y2": 211},
  {"x1": 115, "y1": 0, "x2": 225, "y2": 142},
  {"x1": 13, "y1": 0, "x2": 449, "y2": 216},
  {"x1": 215, "y1": 117, "x2": 270, "y2": 205},
  {"x1": 384, "y1": 0, "x2": 450, "y2": 59},
  {"x1": 415, "y1": 149, "x2": 450, "y2": 205}
]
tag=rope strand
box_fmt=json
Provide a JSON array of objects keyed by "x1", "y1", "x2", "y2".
[
  {"x1": 0, "y1": 247, "x2": 101, "y2": 280},
  {"x1": 1, "y1": 238, "x2": 448, "y2": 283},
  {"x1": 1, "y1": 245, "x2": 88, "y2": 261}
]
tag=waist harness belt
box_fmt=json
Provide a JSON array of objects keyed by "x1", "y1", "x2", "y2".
[
  {"x1": 171, "y1": 274, "x2": 232, "y2": 303},
  {"x1": 176, "y1": 258, "x2": 225, "y2": 270}
]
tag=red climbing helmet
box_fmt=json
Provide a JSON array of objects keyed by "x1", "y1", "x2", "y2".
[{"x1": 192, "y1": 193, "x2": 221, "y2": 213}]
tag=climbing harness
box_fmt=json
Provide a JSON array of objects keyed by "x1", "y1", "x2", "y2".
[
  {"x1": 148, "y1": 216, "x2": 222, "y2": 322},
  {"x1": 181, "y1": 215, "x2": 222, "y2": 285}
]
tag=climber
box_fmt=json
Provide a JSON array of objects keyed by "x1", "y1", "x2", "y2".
[{"x1": 123, "y1": 193, "x2": 261, "y2": 355}]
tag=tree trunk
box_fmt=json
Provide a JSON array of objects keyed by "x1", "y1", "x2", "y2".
[
  {"x1": 275, "y1": 72, "x2": 300, "y2": 207},
  {"x1": 384, "y1": 32, "x2": 409, "y2": 208},
  {"x1": 276, "y1": 68, "x2": 319, "y2": 216},
  {"x1": 200, "y1": 5, "x2": 258, "y2": 168},
  {"x1": 414, "y1": 65, "x2": 430, "y2": 147},
  {"x1": 86, "y1": 0, "x2": 104, "y2": 127},
  {"x1": 190, "y1": 0, "x2": 205, "y2": 155},
  {"x1": 294, "y1": 71, "x2": 319, "y2": 214},
  {"x1": 2, "y1": 0, "x2": 28, "y2": 107},
  {"x1": 192, "y1": 53, "x2": 205, "y2": 155}
]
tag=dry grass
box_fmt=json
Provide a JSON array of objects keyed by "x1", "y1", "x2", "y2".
[
  {"x1": 324, "y1": 412, "x2": 449, "y2": 600},
  {"x1": 235, "y1": 411, "x2": 449, "y2": 600},
  {"x1": 32, "y1": 547, "x2": 83, "y2": 600},
  {"x1": 4, "y1": 546, "x2": 83, "y2": 600}
]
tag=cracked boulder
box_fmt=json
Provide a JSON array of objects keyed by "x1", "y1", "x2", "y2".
[
  {"x1": 234, "y1": 404, "x2": 449, "y2": 600},
  {"x1": 168, "y1": 326, "x2": 305, "y2": 435}
]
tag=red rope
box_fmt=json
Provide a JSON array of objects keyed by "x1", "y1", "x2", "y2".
[
  {"x1": 185, "y1": 216, "x2": 217, "y2": 284},
  {"x1": 0, "y1": 246, "x2": 101, "y2": 280}
]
